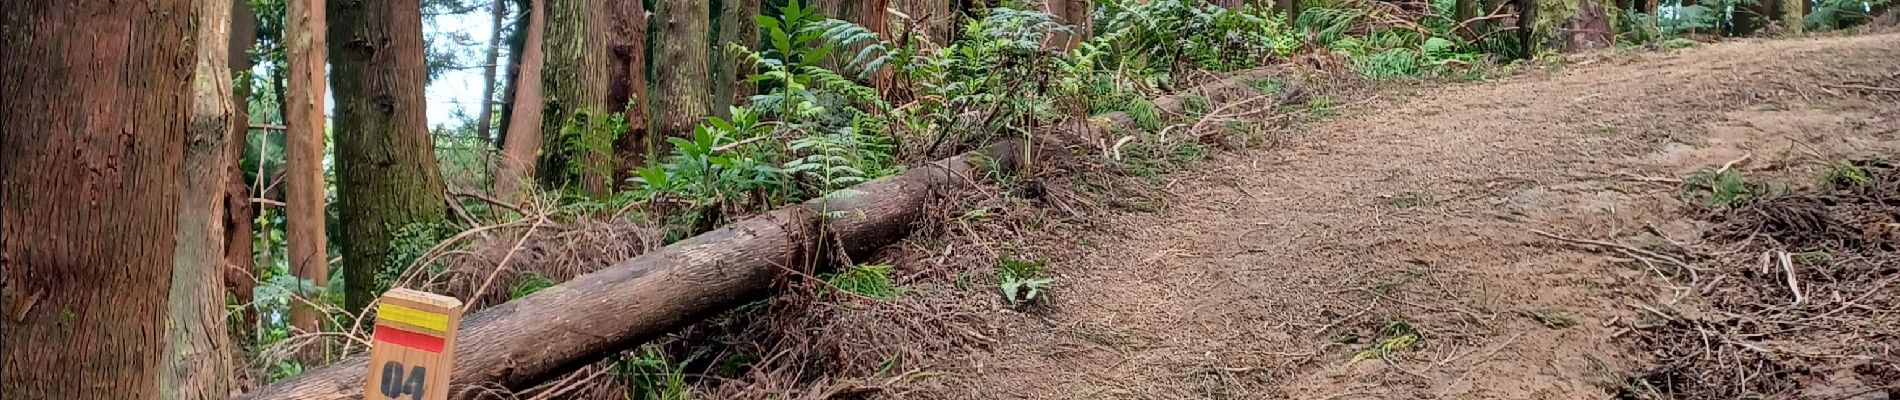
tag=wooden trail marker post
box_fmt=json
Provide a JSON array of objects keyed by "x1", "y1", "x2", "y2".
[{"x1": 364, "y1": 289, "x2": 464, "y2": 400}]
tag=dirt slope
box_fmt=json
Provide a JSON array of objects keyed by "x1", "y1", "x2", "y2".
[{"x1": 929, "y1": 34, "x2": 1900, "y2": 399}]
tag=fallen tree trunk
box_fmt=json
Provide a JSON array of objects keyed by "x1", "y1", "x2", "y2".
[{"x1": 241, "y1": 139, "x2": 1025, "y2": 400}]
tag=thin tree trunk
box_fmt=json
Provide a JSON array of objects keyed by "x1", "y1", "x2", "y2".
[
  {"x1": 1277, "y1": 0, "x2": 1300, "y2": 21},
  {"x1": 1046, "y1": 0, "x2": 1090, "y2": 50},
  {"x1": 710, "y1": 0, "x2": 756, "y2": 119},
  {"x1": 167, "y1": 0, "x2": 239, "y2": 397},
  {"x1": 718, "y1": 0, "x2": 759, "y2": 111},
  {"x1": 330, "y1": 0, "x2": 451, "y2": 313},
  {"x1": 496, "y1": 0, "x2": 528, "y2": 153},
  {"x1": 610, "y1": 0, "x2": 654, "y2": 183},
  {"x1": 285, "y1": 0, "x2": 331, "y2": 365},
  {"x1": 0, "y1": 0, "x2": 196, "y2": 398},
  {"x1": 1778, "y1": 0, "x2": 1793, "y2": 32},
  {"x1": 495, "y1": 0, "x2": 548, "y2": 200},
  {"x1": 477, "y1": 0, "x2": 509, "y2": 147},
  {"x1": 902, "y1": 0, "x2": 957, "y2": 45},
  {"x1": 540, "y1": 0, "x2": 615, "y2": 197},
  {"x1": 226, "y1": 0, "x2": 261, "y2": 346},
  {"x1": 843, "y1": 0, "x2": 895, "y2": 89},
  {"x1": 653, "y1": 0, "x2": 713, "y2": 142}
]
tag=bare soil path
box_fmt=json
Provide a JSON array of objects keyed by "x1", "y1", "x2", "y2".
[{"x1": 932, "y1": 34, "x2": 1900, "y2": 399}]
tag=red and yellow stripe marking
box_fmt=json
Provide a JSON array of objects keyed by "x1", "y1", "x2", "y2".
[{"x1": 373, "y1": 303, "x2": 451, "y2": 353}]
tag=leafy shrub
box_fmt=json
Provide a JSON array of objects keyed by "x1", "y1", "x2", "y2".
[{"x1": 1807, "y1": 0, "x2": 1893, "y2": 31}]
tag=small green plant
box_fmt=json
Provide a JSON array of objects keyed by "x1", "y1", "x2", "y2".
[
  {"x1": 615, "y1": 347, "x2": 692, "y2": 400},
  {"x1": 1348, "y1": 319, "x2": 1421, "y2": 365},
  {"x1": 1523, "y1": 308, "x2": 1578, "y2": 329},
  {"x1": 1681, "y1": 169, "x2": 1752, "y2": 209},
  {"x1": 1306, "y1": 96, "x2": 1340, "y2": 117},
  {"x1": 1821, "y1": 161, "x2": 1871, "y2": 189},
  {"x1": 1248, "y1": 78, "x2": 1284, "y2": 94},
  {"x1": 509, "y1": 273, "x2": 558, "y2": 300},
  {"x1": 1356, "y1": 48, "x2": 1423, "y2": 79},
  {"x1": 1795, "y1": 251, "x2": 1833, "y2": 265},
  {"x1": 382, "y1": 221, "x2": 452, "y2": 293},
  {"x1": 997, "y1": 258, "x2": 1053, "y2": 305},
  {"x1": 823, "y1": 263, "x2": 901, "y2": 300},
  {"x1": 1382, "y1": 192, "x2": 1437, "y2": 209}
]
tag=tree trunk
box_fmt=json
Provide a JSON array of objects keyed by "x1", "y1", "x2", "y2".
[
  {"x1": 167, "y1": 0, "x2": 240, "y2": 397},
  {"x1": 1046, "y1": 0, "x2": 1091, "y2": 50},
  {"x1": 710, "y1": 0, "x2": 757, "y2": 119},
  {"x1": 286, "y1": 0, "x2": 331, "y2": 364},
  {"x1": 844, "y1": 0, "x2": 895, "y2": 90},
  {"x1": 477, "y1": 0, "x2": 509, "y2": 147},
  {"x1": 1782, "y1": 0, "x2": 1804, "y2": 33},
  {"x1": 495, "y1": 0, "x2": 548, "y2": 200},
  {"x1": 652, "y1": 0, "x2": 713, "y2": 142},
  {"x1": 1456, "y1": 0, "x2": 1480, "y2": 23},
  {"x1": 609, "y1": 0, "x2": 654, "y2": 184},
  {"x1": 540, "y1": 0, "x2": 615, "y2": 197},
  {"x1": 226, "y1": 0, "x2": 261, "y2": 346},
  {"x1": 715, "y1": 0, "x2": 760, "y2": 115},
  {"x1": 1277, "y1": 0, "x2": 1301, "y2": 21},
  {"x1": 0, "y1": 0, "x2": 196, "y2": 398},
  {"x1": 899, "y1": 0, "x2": 957, "y2": 45},
  {"x1": 496, "y1": 0, "x2": 527, "y2": 153},
  {"x1": 240, "y1": 138, "x2": 1030, "y2": 400},
  {"x1": 329, "y1": 0, "x2": 451, "y2": 313}
]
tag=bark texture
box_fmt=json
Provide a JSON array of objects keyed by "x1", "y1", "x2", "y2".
[
  {"x1": 1277, "y1": 0, "x2": 1301, "y2": 22},
  {"x1": 240, "y1": 140, "x2": 1030, "y2": 400},
  {"x1": 329, "y1": 0, "x2": 450, "y2": 312},
  {"x1": 0, "y1": 0, "x2": 195, "y2": 398},
  {"x1": 165, "y1": 0, "x2": 240, "y2": 396},
  {"x1": 1047, "y1": 0, "x2": 1091, "y2": 50},
  {"x1": 540, "y1": 0, "x2": 615, "y2": 197},
  {"x1": 710, "y1": 0, "x2": 753, "y2": 119},
  {"x1": 226, "y1": 0, "x2": 261, "y2": 342},
  {"x1": 898, "y1": 0, "x2": 957, "y2": 45},
  {"x1": 477, "y1": 0, "x2": 509, "y2": 144},
  {"x1": 652, "y1": 0, "x2": 713, "y2": 141},
  {"x1": 494, "y1": 0, "x2": 548, "y2": 200},
  {"x1": 609, "y1": 0, "x2": 654, "y2": 181},
  {"x1": 844, "y1": 0, "x2": 894, "y2": 89},
  {"x1": 286, "y1": 0, "x2": 331, "y2": 363}
]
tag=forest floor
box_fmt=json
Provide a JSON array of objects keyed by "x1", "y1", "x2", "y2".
[{"x1": 900, "y1": 33, "x2": 1900, "y2": 399}]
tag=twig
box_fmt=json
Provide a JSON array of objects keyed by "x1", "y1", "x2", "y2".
[
  {"x1": 1311, "y1": 303, "x2": 1376, "y2": 335},
  {"x1": 1824, "y1": 83, "x2": 1900, "y2": 93},
  {"x1": 251, "y1": 197, "x2": 287, "y2": 207},
  {"x1": 470, "y1": 215, "x2": 551, "y2": 306},
  {"x1": 1530, "y1": 229, "x2": 1696, "y2": 279},
  {"x1": 248, "y1": 123, "x2": 289, "y2": 131},
  {"x1": 1435, "y1": 332, "x2": 1526, "y2": 397},
  {"x1": 449, "y1": 189, "x2": 527, "y2": 216},
  {"x1": 713, "y1": 135, "x2": 774, "y2": 152},
  {"x1": 526, "y1": 365, "x2": 611, "y2": 400},
  {"x1": 1185, "y1": 94, "x2": 1275, "y2": 139},
  {"x1": 1778, "y1": 250, "x2": 1804, "y2": 306},
  {"x1": 1716, "y1": 152, "x2": 1753, "y2": 173}
]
